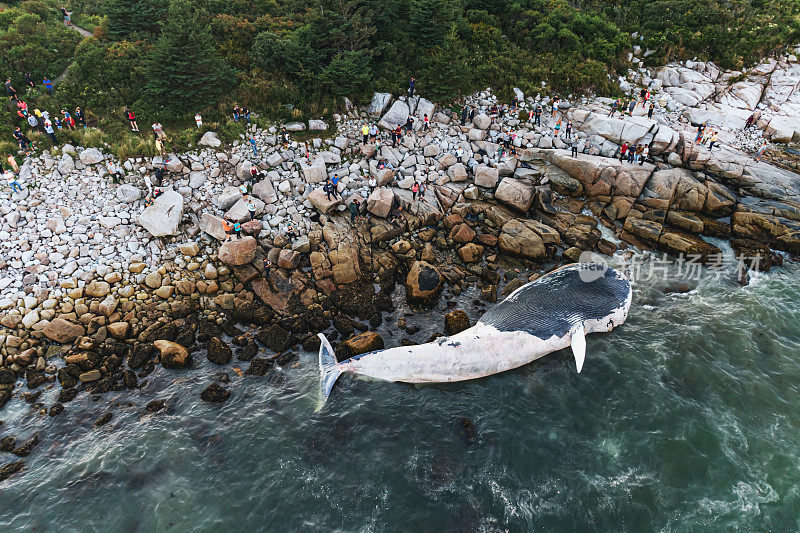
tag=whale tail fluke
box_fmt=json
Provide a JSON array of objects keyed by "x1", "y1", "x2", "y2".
[
  {"x1": 571, "y1": 324, "x2": 586, "y2": 373},
  {"x1": 317, "y1": 333, "x2": 342, "y2": 409}
]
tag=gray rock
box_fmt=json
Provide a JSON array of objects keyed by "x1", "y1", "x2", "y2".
[
  {"x1": 137, "y1": 188, "x2": 183, "y2": 237},
  {"x1": 79, "y1": 148, "x2": 103, "y2": 165},
  {"x1": 199, "y1": 131, "x2": 222, "y2": 147}
]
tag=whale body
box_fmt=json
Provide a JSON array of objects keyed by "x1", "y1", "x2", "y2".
[{"x1": 318, "y1": 263, "x2": 632, "y2": 404}]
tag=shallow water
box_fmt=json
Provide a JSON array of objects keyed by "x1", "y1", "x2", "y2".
[{"x1": 2, "y1": 251, "x2": 800, "y2": 532}]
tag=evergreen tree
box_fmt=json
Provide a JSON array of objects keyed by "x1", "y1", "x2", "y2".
[
  {"x1": 105, "y1": 0, "x2": 165, "y2": 40},
  {"x1": 408, "y1": 0, "x2": 458, "y2": 48},
  {"x1": 143, "y1": 0, "x2": 230, "y2": 115}
]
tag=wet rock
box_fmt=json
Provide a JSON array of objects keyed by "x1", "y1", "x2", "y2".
[
  {"x1": 49, "y1": 403, "x2": 65, "y2": 416},
  {"x1": 444, "y1": 310, "x2": 471, "y2": 336},
  {"x1": 0, "y1": 436, "x2": 15, "y2": 452},
  {"x1": 154, "y1": 340, "x2": 192, "y2": 369},
  {"x1": 146, "y1": 400, "x2": 166, "y2": 412},
  {"x1": 498, "y1": 220, "x2": 547, "y2": 260},
  {"x1": 256, "y1": 324, "x2": 294, "y2": 353},
  {"x1": 94, "y1": 412, "x2": 113, "y2": 427},
  {"x1": 58, "y1": 388, "x2": 79, "y2": 403},
  {"x1": 244, "y1": 357, "x2": 273, "y2": 376},
  {"x1": 237, "y1": 340, "x2": 259, "y2": 361},
  {"x1": 459, "y1": 417, "x2": 477, "y2": 444},
  {"x1": 12, "y1": 434, "x2": 39, "y2": 457},
  {"x1": 206, "y1": 337, "x2": 232, "y2": 365},
  {"x1": 0, "y1": 461, "x2": 25, "y2": 483},
  {"x1": 338, "y1": 332, "x2": 385, "y2": 361},
  {"x1": 458, "y1": 243, "x2": 484, "y2": 263},
  {"x1": 200, "y1": 383, "x2": 231, "y2": 403},
  {"x1": 405, "y1": 261, "x2": 444, "y2": 307}
]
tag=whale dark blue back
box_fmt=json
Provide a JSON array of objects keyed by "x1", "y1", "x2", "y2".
[{"x1": 477, "y1": 264, "x2": 630, "y2": 339}]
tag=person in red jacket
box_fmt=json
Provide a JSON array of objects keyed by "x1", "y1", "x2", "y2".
[
  {"x1": 125, "y1": 108, "x2": 139, "y2": 132},
  {"x1": 619, "y1": 142, "x2": 629, "y2": 162}
]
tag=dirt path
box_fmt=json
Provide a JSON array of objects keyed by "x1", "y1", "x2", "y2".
[{"x1": 55, "y1": 16, "x2": 93, "y2": 84}]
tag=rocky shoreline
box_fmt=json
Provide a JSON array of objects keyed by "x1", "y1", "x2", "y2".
[{"x1": 2, "y1": 48, "x2": 800, "y2": 479}]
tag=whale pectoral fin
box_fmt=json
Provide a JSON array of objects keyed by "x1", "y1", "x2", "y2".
[{"x1": 571, "y1": 324, "x2": 586, "y2": 373}]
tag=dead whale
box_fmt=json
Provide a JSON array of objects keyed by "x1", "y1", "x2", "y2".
[{"x1": 318, "y1": 263, "x2": 632, "y2": 405}]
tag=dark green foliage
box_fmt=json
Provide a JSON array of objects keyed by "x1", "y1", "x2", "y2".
[
  {"x1": 142, "y1": 0, "x2": 230, "y2": 115},
  {"x1": 104, "y1": 0, "x2": 165, "y2": 40}
]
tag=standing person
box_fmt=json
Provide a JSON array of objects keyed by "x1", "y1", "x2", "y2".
[
  {"x1": 232, "y1": 105, "x2": 240, "y2": 122},
  {"x1": 390, "y1": 127, "x2": 397, "y2": 148},
  {"x1": 564, "y1": 120, "x2": 572, "y2": 140},
  {"x1": 24, "y1": 72, "x2": 34, "y2": 89},
  {"x1": 708, "y1": 131, "x2": 718, "y2": 151},
  {"x1": 26, "y1": 112, "x2": 38, "y2": 132},
  {"x1": 281, "y1": 127, "x2": 289, "y2": 147},
  {"x1": 628, "y1": 145, "x2": 636, "y2": 164},
  {"x1": 395, "y1": 125, "x2": 402, "y2": 145},
  {"x1": 155, "y1": 136, "x2": 165, "y2": 157},
  {"x1": 368, "y1": 176, "x2": 376, "y2": 191},
  {"x1": 369, "y1": 123, "x2": 378, "y2": 143},
  {"x1": 5, "y1": 78, "x2": 17, "y2": 100},
  {"x1": 404, "y1": 116, "x2": 414, "y2": 134},
  {"x1": 249, "y1": 137, "x2": 258, "y2": 157},
  {"x1": 361, "y1": 123, "x2": 369, "y2": 144},
  {"x1": 62, "y1": 109, "x2": 75, "y2": 130},
  {"x1": 528, "y1": 108, "x2": 534, "y2": 124},
  {"x1": 554, "y1": 118, "x2": 561, "y2": 138},
  {"x1": 250, "y1": 164, "x2": 259, "y2": 183},
  {"x1": 7, "y1": 154, "x2": 19, "y2": 174},
  {"x1": 195, "y1": 113, "x2": 202, "y2": 128},
  {"x1": 695, "y1": 122, "x2": 706, "y2": 143},
  {"x1": 535, "y1": 104, "x2": 542, "y2": 126},
  {"x1": 233, "y1": 220, "x2": 242, "y2": 239},
  {"x1": 423, "y1": 114, "x2": 430, "y2": 132},
  {"x1": 6, "y1": 169, "x2": 23, "y2": 193},
  {"x1": 461, "y1": 105, "x2": 469, "y2": 126},
  {"x1": 755, "y1": 141, "x2": 767, "y2": 161},
  {"x1": 152, "y1": 121, "x2": 164, "y2": 139},
  {"x1": 54, "y1": 116, "x2": 62, "y2": 130},
  {"x1": 246, "y1": 197, "x2": 256, "y2": 221},
  {"x1": 609, "y1": 99, "x2": 619, "y2": 117},
  {"x1": 411, "y1": 181, "x2": 419, "y2": 201},
  {"x1": 551, "y1": 98, "x2": 559, "y2": 119},
  {"x1": 74, "y1": 107, "x2": 87, "y2": 128},
  {"x1": 331, "y1": 174, "x2": 340, "y2": 198},
  {"x1": 349, "y1": 198, "x2": 359, "y2": 223},
  {"x1": 125, "y1": 108, "x2": 139, "y2": 132},
  {"x1": 627, "y1": 99, "x2": 636, "y2": 115},
  {"x1": 241, "y1": 106, "x2": 250, "y2": 122},
  {"x1": 263, "y1": 258, "x2": 272, "y2": 281},
  {"x1": 44, "y1": 119, "x2": 57, "y2": 144},
  {"x1": 635, "y1": 144, "x2": 644, "y2": 164},
  {"x1": 648, "y1": 102, "x2": 654, "y2": 119},
  {"x1": 43, "y1": 76, "x2": 53, "y2": 95},
  {"x1": 640, "y1": 145, "x2": 649, "y2": 165},
  {"x1": 108, "y1": 161, "x2": 124, "y2": 183},
  {"x1": 408, "y1": 76, "x2": 415, "y2": 97},
  {"x1": 570, "y1": 138, "x2": 579, "y2": 158}
]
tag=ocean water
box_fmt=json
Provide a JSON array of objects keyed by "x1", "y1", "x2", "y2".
[{"x1": 2, "y1": 250, "x2": 800, "y2": 532}]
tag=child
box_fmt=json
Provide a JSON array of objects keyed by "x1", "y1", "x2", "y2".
[{"x1": 195, "y1": 113, "x2": 202, "y2": 128}]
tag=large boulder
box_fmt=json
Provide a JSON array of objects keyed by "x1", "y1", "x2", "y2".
[
  {"x1": 206, "y1": 337, "x2": 232, "y2": 365},
  {"x1": 495, "y1": 177, "x2": 535, "y2": 212},
  {"x1": 199, "y1": 213, "x2": 227, "y2": 240},
  {"x1": 216, "y1": 186, "x2": 243, "y2": 210},
  {"x1": 378, "y1": 100, "x2": 410, "y2": 130},
  {"x1": 447, "y1": 163, "x2": 468, "y2": 182},
  {"x1": 367, "y1": 187, "x2": 394, "y2": 218},
  {"x1": 444, "y1": 310, "x2": 470, "y2": 335},
  {"x1": 367, "y1": 92, "x2": 392, "y2": 115},
  {"x1": 308, "y1": 187, "x2": 342, "y2": 214},
  {"x1": 338, "y1": 332, "x2": 385, "y2": 360},
  {"x1": 252, "y1": 177, "x2": 277, "y2": 204},
  {"x1": 116, "y1": 184, "x2": 141, "y2": 203},
  {"x1": 138, "y1": 188, "x2": 183, "y2": 237},
  {"x1": 225, "y1": 196, "x2": 265, "y2": 222},
  {"x1": 42, "y1": 318, "x2": 85, "y2": 344},
  {"x1": 156, "y1": 340, "x2": 191, "y2": 369},
  {"x1": 416, "y1": 98, "x2": 435, "y2": 120},
  {"x1": 218, "y1": 236, "x2": 257, "y2": 266},
  {"x1": 498, "y1": 219, "x2": 547, "y2": 259},
  {"x1": 300, "y1": 158, "x2": 327, "y2": 183},
  {"x1": 765, "y1": 115, "x2": 799, "y2": 143},
  {"x1": 474, "y1": 165, "x2": 499, "y2": 188},
  {"x1": 473, "y1": 114, "x2": 491, "y2": 129},
  {"x1": 79, "y1": 147, "x2": 103, "y2": 165},
  {"x1": 405, "y1": 261, "x2": 444, "y2": 306},
  {"x1": 308, "y1": 119, "x2": 328, "y2": 131},
  {"x1": 198, "y1": 131, "x2": 222, "y2": 147}
]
